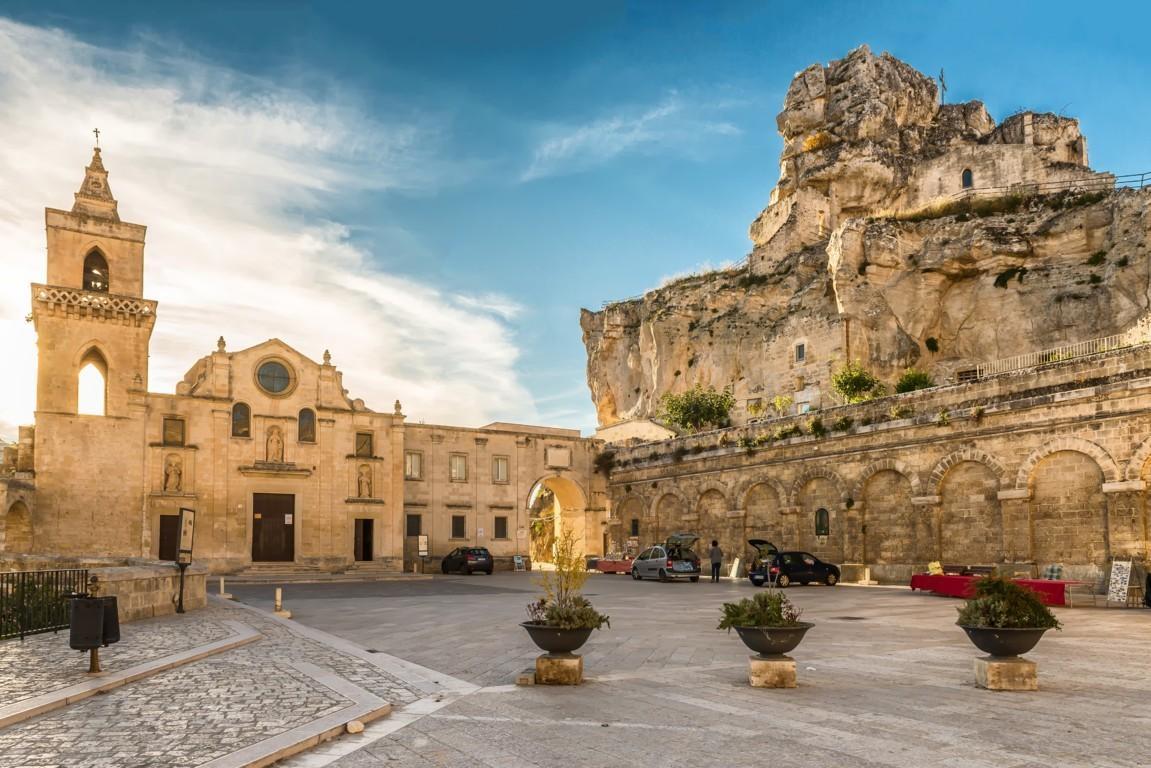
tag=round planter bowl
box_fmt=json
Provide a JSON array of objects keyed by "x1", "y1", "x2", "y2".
[
  {"x1": 521, "y1": 622, "x2": 594, "y2": 654},
  {"x1": 960, "y1": 626, "x2": 1050, "y2": 658},
  {"x1": 734, "y1": 622, "x2": 814, "y2": 658}
]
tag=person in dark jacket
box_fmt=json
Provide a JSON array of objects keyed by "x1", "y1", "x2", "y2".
[{"x1": 709, "y1": 540, "x2": 723, "y2": 583}]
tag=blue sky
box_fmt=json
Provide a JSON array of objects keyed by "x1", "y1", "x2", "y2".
[{"x1": 1, "y1": 1, "x2": 1149, "y2": 438}]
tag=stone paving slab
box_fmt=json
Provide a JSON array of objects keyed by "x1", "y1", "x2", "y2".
[
  {"x1": 0, "y1": 598, "x2": 440, "y2": 768},
  {"x1": 241, "y1": 573, "x2": 1151, "y2": 768},
  {"x1": 0, "y1": 610, "x2": 233, "y2": 706}
]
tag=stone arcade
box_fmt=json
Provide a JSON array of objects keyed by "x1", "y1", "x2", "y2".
[{"x1": 0, "y1": 148, "x2": 607, "y2": 574}]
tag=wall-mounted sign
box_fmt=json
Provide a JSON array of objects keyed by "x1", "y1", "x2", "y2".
[
  {"x1": 176, "y1": 507, "x2": 196, "y2": 565},
  {"x1": 417, "y1": 534, "x2": 429, "y2": 557},
  {"x1": 477, "y1": 527, "x2": 484, "y2": 537},
  {"x1": 284, "y1": 514, "x2": 294, "y2": 525}
]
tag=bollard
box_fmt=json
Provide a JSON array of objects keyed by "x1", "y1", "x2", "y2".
[
  {"x1": 273, "y1": 586, "x2": 292, "y2": 619},
  {"x1": 218, "y1": 576, "x2": 232, "y2": 600}
]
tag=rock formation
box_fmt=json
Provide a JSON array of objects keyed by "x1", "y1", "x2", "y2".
[{"x1": 582, "y1": 45, "x2": 1151, "y2": 429}]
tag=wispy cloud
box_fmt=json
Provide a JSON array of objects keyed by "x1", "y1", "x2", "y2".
[
  {"x1": 0, "y1": 18, "x2": 536, "y2": 438},
  {"x1": 521, "y1": 92, "x2": 741, "y2": 181}
]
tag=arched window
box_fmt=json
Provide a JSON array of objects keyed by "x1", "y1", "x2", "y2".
[
  {"x1": 83, "y1": 250, "x2": 109, "y2": 292},
  {"x1": 77, "y1": 349, "x2": 107, "y2": 416},
  {"x1": 961, "y1": 168, "x2": 973, "y2": 189},
  {"x1": 298, "y1": 408, "x2": 316, "y2": 443},
  {"x1": 815, "y1": 507, "x2": 830, "y2": 537},
  {"x1": 231, "y1": 403, "x2": 251, "y2": 437}
]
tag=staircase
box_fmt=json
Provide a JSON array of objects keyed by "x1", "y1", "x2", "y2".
[{"x1": 228, "y1": 561, "x2": 421, "y2": 584}]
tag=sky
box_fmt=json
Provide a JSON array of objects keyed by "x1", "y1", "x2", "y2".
[{"x1": 1, "y1": 0, "x2": 1150, "y2": 441}]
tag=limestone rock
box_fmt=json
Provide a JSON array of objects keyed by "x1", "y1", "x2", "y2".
[{"x1": 583, "y1": 46, "x2": 1146, "y2": 430}]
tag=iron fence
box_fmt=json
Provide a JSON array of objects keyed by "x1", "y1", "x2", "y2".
[{"x1": 0, "y1": 569, "x2": 89, "y2": 641}]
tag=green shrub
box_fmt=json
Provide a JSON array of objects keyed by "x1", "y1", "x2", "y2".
[
  {"x1": 955, "y1": 577, "x2": 1061, "y2": 630},
  {"x1": 1117, "y1": 255, "x2": 1129, "y2": 268},
  {"x1": 831, "y1": 416, "x2": 854, "y2": 432},
  {"x1": 1086, "y1": 250, "x2": 1107, "y2": 266},
  {"x1": 895, "y1": 368, "x2": 935, "y2": 393},
  {"x1": 772, "y1": 424, "x2": 803, "y2": 441},
  {"x1": 717, "y1": 590, "x2": 803, "y2": 631},
  {"x1": 831, "y1": 361, "x2": 884, "y2": 404},
  {"x1": 593, "y1": 450, "x2": 616, "y2": 475},
  {"x1": 1089, "y1": 273, "x2": 1103, "y2": 285},
  {"x1": 657, "y1": 384, "x2": 735, "y2": 433},
  {"x1": 806, "y1": 417, "x2": 827, "y2": 437}
]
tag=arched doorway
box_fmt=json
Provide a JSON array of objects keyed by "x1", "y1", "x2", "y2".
[
  {"x1": 526, "y1": 475, "x2": 588, "y2": 567},
  {"x1": 2, "y1": 501, "x2": 33, "y2": 553}
]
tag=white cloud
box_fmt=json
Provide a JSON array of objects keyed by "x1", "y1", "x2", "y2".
[
  {"x1": 0, "y1": 18, "x2": 536, "y2": 439},
  {"x1": 521, "y1": 92, "x2": 740, "y2": 181}
]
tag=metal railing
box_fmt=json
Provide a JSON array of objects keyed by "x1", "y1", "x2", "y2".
[
  {"x1": 976, "y1": 333, "x2": 1137, "y2": 378},
  {"x1": 0, "y1": 569, "x2": 89, "y2": 641},
  {"x1": 952, "y1": 171, "x2": 1151, "y2": 203}
]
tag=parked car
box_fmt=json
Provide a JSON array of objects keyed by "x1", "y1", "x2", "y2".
[
  {"x1": 630, "y1": 533, "x2": 701, "y2": 582},
  {"x1": 441, "y1": 547, "x2": 493, "y2": 575},
  {"x1": 747, "y1": 539, "x2": 778, "y2": 579},
  {"x1": 749, "y1": 549, "x2": 840, "y2": 587},
  {"x1": 593, "y1": 553, "x2": 635, "y2": 574}
]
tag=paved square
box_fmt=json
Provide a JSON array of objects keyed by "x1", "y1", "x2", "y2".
[{"x1": 231, "y1": 574, "x2": 1151, "y2": 768}]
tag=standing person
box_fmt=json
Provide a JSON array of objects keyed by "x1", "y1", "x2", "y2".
[{"x1": 709, "y1": 540, "x2": 723, "y2": 583}]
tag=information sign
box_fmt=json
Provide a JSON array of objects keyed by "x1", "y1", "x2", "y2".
[
  {"x1": 417, "y1": 534, "x2": 429, "y2": 557},
  {"x1": 1107, "y1": 560, "x2": 1133, "y2": 604},
  {"x1": 513, "y1": 554, "x2": 526, "y2": 571},
  {"x1": 176, "y1": 508, "x2": 196, "y2": 565}
]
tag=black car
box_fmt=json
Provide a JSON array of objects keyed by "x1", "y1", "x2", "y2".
[
  {"x1": 749, "y1": 548, "x2": 840, "y2": 587},
  {"x1": 441, "y1": 547, "x2": 493, "y2": 575}
]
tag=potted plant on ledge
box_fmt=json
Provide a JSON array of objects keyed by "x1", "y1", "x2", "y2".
[
  {"x1": 521, "y1": 527, "x2": 609, "y2": 683},
  {"x1": 956, "y1": 576, "x2": 1061, "y2": 691},
  {"x1": 717, "y1": 589, "x2": 813, "y2": 688}
]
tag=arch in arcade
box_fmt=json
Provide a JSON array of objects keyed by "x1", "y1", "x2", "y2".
[
  {"x1": 526, "y1": 475, "x2": 589, "y2": 566},
  {"x1": 2, "y1": 500, "x2": 33, "y2": 553}
]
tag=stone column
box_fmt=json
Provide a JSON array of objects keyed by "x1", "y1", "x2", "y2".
[
  {"x1": 997, "y1": 489, "x2": 1032, "y2": 566},
  {"x1": 1102, "y1": 480, "x2": 1147, "y2": 561},
  {"x1": 911, "y1": 495, "x2": 942, "y2": 562}
]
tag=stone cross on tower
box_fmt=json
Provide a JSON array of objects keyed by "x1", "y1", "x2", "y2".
[
  {"x1": 938, "y1": 69, "x2": 947, "y2": 105},
  {"x1": 93, "y1": 127, "x2": 100, "y2": 148}
]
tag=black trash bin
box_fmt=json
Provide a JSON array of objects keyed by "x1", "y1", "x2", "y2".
[{"x1": 68, "y1": 595, "x2": 119, "y2": 650}]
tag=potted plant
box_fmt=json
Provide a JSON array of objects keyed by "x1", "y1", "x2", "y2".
[
  {"x1": 717, "y1": 589, "x2": 813, "y2": 657},
  {"x1": 521, "y1": 526, "x2": 609, "y2": 654},
  {"x1": 956, "y1": 576, "x2": 1061, "y2": 657}
]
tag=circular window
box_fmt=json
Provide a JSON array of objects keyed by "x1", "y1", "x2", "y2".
[{"x1": 257, "y1": 361, "x2": 292, "y2": 394}]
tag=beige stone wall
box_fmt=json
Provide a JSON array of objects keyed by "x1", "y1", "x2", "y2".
[{"x1": 605, "y1": 344, "x2": 1151, "y2": 583}]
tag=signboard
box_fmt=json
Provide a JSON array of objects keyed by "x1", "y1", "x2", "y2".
[
  {"x1": 1107, "y1": 560, "x2": 1133, "y2": 604},
  {"x1": 284, "y1": 514, "x2": 293, "y2": 525},
  {"x1": 417, "y1": 534, "x2": 429, "y2": 557},
  {"x1": 513, "y1": 554, "x2": 525, "y2": 572},
  {"x1": 176, "y1": 507, "x2": 196, "y2": 565}
]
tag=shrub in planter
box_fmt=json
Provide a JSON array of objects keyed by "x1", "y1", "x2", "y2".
[
  {"x1": 956, "y1": 577, "x2": 1060, "y2": 657},
  {"x1": 718, "y1": 590, "x2": 813, "y2": 657},
  {"x1": 522, "y1": 527, "x2": 609, "y2": 654}
]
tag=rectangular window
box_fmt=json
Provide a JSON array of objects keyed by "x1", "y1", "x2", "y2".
[
  {"x1": 492, "y1": 455, "x2": 509, "y2": 483},
  {"x1": 405, "y1": 514, "x2": 421, "y2": 537},
  {"x1": 162, "y1": 417, "x2": 185, "y2": 446},
  {"x1": 957, "y1": 369, "x2": 979, "y2": 384},
  {"x1": 630, "y1": 518, "x2": 640, "y2": 537},
  {"x1": 449, "y1": 453, "x2": 468, "y2": 482},
  {"x1": 494, "y1": 516, "x2": 508, "y2": 540},
  {"x1": 795, "y1": 343, "x2": 806, "y2": 363},
  {"x1": 797, "y1": 401, "x2": 811, "y2": 414},
  {"x1": 355, "y1": 432, "x2": 373, "y2": 458},
  {"x1": 451, "y1": 515, "x2": 466, "y2": 539},
  {"x1": 404, "y1": 451, "x2": 423, "y2": 480}
]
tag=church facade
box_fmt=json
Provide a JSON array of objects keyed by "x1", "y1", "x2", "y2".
[{"x1": 0, "y1": 148, "x2": 607, "y2": 574}]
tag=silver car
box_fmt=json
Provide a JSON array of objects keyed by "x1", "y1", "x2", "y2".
[{"x1": 630, "y1": 533, "x2": 702, "y2": 582}]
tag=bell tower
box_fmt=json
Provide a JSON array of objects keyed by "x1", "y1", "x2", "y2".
[{"x1": 31, "y1": 146, "x2": 156, "y2": 417}]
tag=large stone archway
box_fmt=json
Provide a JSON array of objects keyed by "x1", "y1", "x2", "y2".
[
  {"x1": 1028, "y1": 450, "x2": 1106, "y2": 566},
  {"x1": 938, "y1": 461, "x2": 1002, "y2": 564},
  {"x1": 2, "y1": 500, "x2": 33, "y2": 553},
  {"x1": 527, "y1": 475, "x2": 589, "y2": 566}
]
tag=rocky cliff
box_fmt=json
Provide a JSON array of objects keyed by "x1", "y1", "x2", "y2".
[{"x1": 582, "y1": 45, "x2": 1151, "y2": 428}]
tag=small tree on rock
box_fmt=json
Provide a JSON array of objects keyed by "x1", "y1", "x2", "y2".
[
  {"x1": 895, "y1": 368, "x2": 935, "y2": 393},
  {"x1": 658, "y1": 384, "x2": 735, "y2": 433},
  {"x1": 831, "y1": 361, "x2": 885, "y2": 404}
]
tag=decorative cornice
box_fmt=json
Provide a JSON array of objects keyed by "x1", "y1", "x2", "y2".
[{"x1": 32, "y1": 284, "x2": 156, "y2": 321}]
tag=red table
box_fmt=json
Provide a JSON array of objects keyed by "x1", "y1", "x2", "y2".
[{"x1": 909, "y1": 573, "x2": 1068, "y2": 606}]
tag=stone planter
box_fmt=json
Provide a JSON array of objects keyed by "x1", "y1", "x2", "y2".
[
  {"x1": 734, "y1": 622, "x2": 814, "y2": 657},
  {"x1": 520, "y1": 622, "x2": 593, "y2": 654},
  {"x1": 959, "y1": 626, "x2": 1049, "y2": 658}
]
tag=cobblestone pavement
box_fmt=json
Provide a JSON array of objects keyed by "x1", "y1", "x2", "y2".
[
  {"x1": 0, "y1": 601, "x2": 431, "y2": 768},
  {"x1": 233, "y1": 574, "x2": 1151, "y2": 768},
  {"x1": 1, "y1": 613, "x2": 232, "y2": 706}
]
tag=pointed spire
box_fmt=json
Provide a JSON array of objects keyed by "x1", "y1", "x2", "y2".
[{"x1": 72, "y1": 145, "x2": 119, "y2": 221}]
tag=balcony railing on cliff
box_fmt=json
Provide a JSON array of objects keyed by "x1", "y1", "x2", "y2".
[
  {"x1": 976, "y1": 332, "x2": 1141, "y2": 378},
  {"x1": 952, "y1": 170, "x2": 1151, "y2": 202},
  {"x1": 0, "y1": 568, "x2": 89, "y2": 641}
]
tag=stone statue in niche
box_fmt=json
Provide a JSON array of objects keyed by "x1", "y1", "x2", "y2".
[
  {"x1": 267, "y1": 426, "x2": 284, "y2": 463},
  {"x1": 358, "y1": 464, "x2": 372, "y2": 498},
  {"x1": 164, "y1": 453, "x2": 182, "y2": 492}
]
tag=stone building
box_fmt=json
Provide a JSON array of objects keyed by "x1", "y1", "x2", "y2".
[{"x1": 0, "y1": 148, "x2": 606, "y2": 574}]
